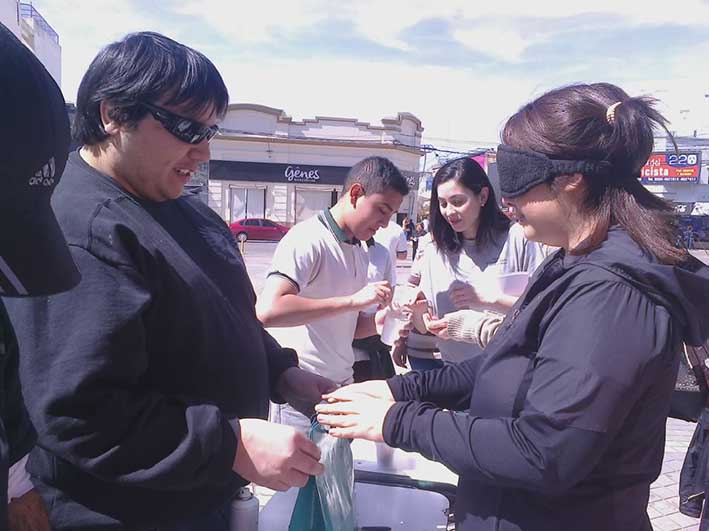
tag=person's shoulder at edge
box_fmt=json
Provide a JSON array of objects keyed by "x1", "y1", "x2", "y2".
[
  {"x1": 376, "y1": 221, "x2": 404, "y2": 239},
  {"x1": 504, "y1": 221, "x2": 553, "y2": 258},
  {"x1": 368, "y1": 240, "x2": 390, "y2": 259},
  {"x1": 368, "y1": 240, "x2": 394, "y2": 274},
  {"x1": 504, "y1": 221, "x2": 527, "y2": 243}
]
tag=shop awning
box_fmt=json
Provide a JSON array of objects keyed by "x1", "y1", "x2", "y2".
[
  {"x1": 691, "y1": 202, "x2": 709, "y2": 216},
  {"x1": 674, "y1": 202, "x2": 695, "y2": 215}
]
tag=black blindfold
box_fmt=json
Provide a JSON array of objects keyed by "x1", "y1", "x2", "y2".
[{"x1": 497, "y1": 144, "x2": 613, "y2": 198}]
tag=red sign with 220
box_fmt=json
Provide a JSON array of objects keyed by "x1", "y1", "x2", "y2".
[{"x1": 640, "y1": 152, "x2": 701, "y2": 183}]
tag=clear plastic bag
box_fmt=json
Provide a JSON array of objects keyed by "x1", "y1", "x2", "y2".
[{"x1": 289, "y1": 419, "x2": 357, "y2": 531}]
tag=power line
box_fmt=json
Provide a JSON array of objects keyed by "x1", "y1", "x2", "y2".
[{"x1": 217, "y1": 127, "x2": 492, "y2": 158}]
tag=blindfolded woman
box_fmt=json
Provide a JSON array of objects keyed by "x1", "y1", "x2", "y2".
[{"x1": 317, "y1": 82, "x2": 709, "y2": 531}]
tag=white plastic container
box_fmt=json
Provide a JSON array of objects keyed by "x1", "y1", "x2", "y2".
[
  {"x1": 230, "y1": 486, "x2": 259, "y2": 531},
  {"x1": 380, "y1": 285, "x2": 417, "y2": 346},
  {"x1": 380, "y1": 310, "x2": 409, "y2": 346},
  {"x1": 375, "y1": 441, "x2": 395, "y2": 468}
]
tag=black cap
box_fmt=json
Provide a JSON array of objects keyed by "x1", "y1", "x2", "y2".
[{"x1": 0, "y1": 23, "x2": 79, "y2": 296}]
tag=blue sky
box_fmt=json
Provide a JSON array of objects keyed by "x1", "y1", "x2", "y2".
[{"x1": 32, "y1": 0, "x2": 709, "y2": 157}]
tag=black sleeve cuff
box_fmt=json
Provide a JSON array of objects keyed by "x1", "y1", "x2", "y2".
[
  {"x1": 268, "y1": 347, "x2": 299, "y2": 404},
  {"x1": 386, "y1": 375, "x2": 407, "y2": 401}
]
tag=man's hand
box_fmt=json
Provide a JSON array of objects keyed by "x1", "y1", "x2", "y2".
[
  {"x1": 391, "y1": 338, "x2": 408, "y2": 368},
  {"x1": 233, "y1": 419, "x2": 324, "y2": 491},
  {"x1": 7, "y1": 490, "x2": 51, "y2": 531},
  {"x1": 351, "y1": 281, "x2": 392, "y2": 310},
  {"x1": 405, "y1": 291, "x2": 430, "y2": 333},
  {"x1": 276, "y1": 367, "x2": 337, "y2": 418},
  {"x1": 422, "y1": 313, "x2": 450, "y2": 340}
]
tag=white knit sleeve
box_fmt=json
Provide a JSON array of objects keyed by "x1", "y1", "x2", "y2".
[{"x1": 444, "y1": 310, "x2": 505, "y2": 347}]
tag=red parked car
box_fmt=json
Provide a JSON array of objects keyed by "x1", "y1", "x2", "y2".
[{"x1": 229, "y1": 218, "x2": 290, "y2": 242}]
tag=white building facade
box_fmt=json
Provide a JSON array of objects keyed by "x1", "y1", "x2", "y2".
[
  {"x1": 207, "y1": 104, "x2": 423, "y2": 226},
  {"x1": 0, "y1": 0, "x2": 61, "y2": 86}
]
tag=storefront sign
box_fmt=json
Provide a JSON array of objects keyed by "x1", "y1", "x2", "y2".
[
  {"x1": 209, "y1": 160, "x2": 349, "y2": 186},
  {"x1": 640, "y1": 152, "x2": 701, "y2": 183},
  {"x1": 285, "y1": 165, "x2": 320, "y2": 183},
  {"x1": 211, "y1": 160, "x2": 424, "y2": 189}
]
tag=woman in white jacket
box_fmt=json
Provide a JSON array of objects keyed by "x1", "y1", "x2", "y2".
[{"x1": 410, "y1": 157, "x2": 546, "y2": 363}]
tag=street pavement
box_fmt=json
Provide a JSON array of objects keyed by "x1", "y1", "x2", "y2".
[{"x1": 241, "y1": 240, "x2": 709, "y2": 530}]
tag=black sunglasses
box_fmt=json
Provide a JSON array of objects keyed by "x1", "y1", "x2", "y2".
[{"x1": 139, "y1": 101, "x2": 220, "y2": 145}]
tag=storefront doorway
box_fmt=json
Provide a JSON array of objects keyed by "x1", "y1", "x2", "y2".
[
  {"x1": 229, "y1": 187, "x2": 266, "y2": 222},
  {"x1": 294, "y1": 189, "x2": 333, "y2": 223}
]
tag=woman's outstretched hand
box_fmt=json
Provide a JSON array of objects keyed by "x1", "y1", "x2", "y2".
[
  {"x1": 315, "y1": 398, "x2": 394, "y2": 441},
  {"x1": 322, "y1": 380, "x2": 394, "y2": 402},
  {"x1": 317, "y1": 381, "x2": 396, "y2": 441}
]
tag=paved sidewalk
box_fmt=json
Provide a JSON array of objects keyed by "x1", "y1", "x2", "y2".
[
  {"x1": 242, "y1": 242, "x2": 708, "y2": 530},
  {"x1": 651, "y1": 418, "x2": 699, "y2": 531},
  {"x1": 643, "y1": 253, "x2": 707, "y2": 530}
]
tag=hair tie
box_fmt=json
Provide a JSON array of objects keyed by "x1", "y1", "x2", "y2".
[{"x1": 606, "y1": 101, "x2": 622, "y2": 125}]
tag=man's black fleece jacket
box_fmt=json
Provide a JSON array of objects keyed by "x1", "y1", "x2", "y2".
[{"x1": 4, "y1": 152, "x2": 298, "y2": 529}]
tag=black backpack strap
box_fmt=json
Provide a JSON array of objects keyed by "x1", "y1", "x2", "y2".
[{"x1": 684, "y1": 342, "x2": 709, "y2": 398}]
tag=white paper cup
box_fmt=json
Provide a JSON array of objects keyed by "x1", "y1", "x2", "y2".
[
  {"x1": 380, "y1": 311, "x2": 408, "y2": 346},
  {"x1": 375, "y1": 442, "x2": 395, "y2": 468},
  {"x1": 495, "y1": 272, "x2": 530, "y2": 297}
]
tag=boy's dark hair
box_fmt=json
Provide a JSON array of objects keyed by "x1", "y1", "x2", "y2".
[
  {"x1": 430, "y1": 157, "x2": 509, "y2": 255},
  {"x1": 342, "y1": 157, "x2": 409, "y2": 196},
  {"x1": 502, "y1": 82, "x2": 685, "y2": 264},
  {"x1": 73, "y1": 31, "x2": 229, "y2": 146}
]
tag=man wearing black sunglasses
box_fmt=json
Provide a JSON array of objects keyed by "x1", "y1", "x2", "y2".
[
  {"x1": 138, "y1": 101, "x2": 221, "y2": 145},
  {"x1": 5, "y1": 31, "x2": 335, "y2": 531}
]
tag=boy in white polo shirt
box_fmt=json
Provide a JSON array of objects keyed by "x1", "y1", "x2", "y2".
[{"x1": 257, "y1": 157, "x2": 409, "y2": 430}]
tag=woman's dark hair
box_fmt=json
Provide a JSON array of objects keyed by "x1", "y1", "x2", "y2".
[
  {"x1": 430, "y1": 157, "x2": 510, "y2": 255},
  {"x1": 502, "y1": 82, "x2": 685, "y2": 264},
  {"x1": 73, "y1": 31, "x2": 229, "y2": 145}
]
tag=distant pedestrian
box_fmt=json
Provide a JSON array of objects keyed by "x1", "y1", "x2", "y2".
[
  {"x1": 685, "y1": 224, "x2": 695, "y2": 249},
  {"x1": 411, "y1": 222, "x2": 426, "y2": 259},
  {"x1": 402, "y1": 215, "x2": 413, "y2": 241}
]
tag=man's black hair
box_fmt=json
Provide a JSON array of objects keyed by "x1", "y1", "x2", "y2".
[
  {"x1": 73, "y1": 31, "x2": 229, "y2": 145},
  {"x1": 341, "y1": 156, "x2": 409, "y2": 196}
]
